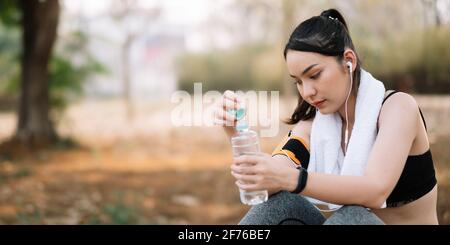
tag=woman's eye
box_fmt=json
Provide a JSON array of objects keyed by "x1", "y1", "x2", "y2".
[
  {"x1": 310, "y1": 71, "x2": 321, "y2": 80},
  {"x1": 293, "y1": 80, "x2": 302, "y2": 86}
]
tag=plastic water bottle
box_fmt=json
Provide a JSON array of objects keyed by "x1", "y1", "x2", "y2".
[{"x1": 230, "y1": 108, "x2": 268, "y2": 205}]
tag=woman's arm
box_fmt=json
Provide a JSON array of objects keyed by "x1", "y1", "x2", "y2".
[
  {"x1": 266, "y1": 119, "x2": 313, "y2": 195},
  {"x1": 301, "y1": 94, "x2": 418, "y2": 208},
  {"x1": 234, "y1": 93, "x2": 420, "y2": 209}
]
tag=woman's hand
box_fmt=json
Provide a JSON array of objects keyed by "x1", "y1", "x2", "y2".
[
  {"x1": 231, "y1": 152, "x2": 299, "y2": 195},
  {"x1": 213, "y1": 90, "x2": 242, "y2": 138}
]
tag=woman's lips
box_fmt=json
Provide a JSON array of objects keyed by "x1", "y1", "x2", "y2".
[{"x1": 312, "y1": 100, "x2": 326, "y2": 108}]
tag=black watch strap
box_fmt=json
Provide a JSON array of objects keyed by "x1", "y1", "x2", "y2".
[{"x1": 291, "y1": 166, "x2": 308, "y2": 194}]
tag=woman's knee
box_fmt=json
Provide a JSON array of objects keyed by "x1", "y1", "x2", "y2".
[
  {"x1": 238, "y1": 191, "x2": 325, "y2": 225},
  {"x1": 323, "y1": 205, "x2": 384, "y2": 225}
]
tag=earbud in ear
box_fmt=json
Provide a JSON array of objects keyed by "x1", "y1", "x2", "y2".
[{"x1": 346, "y1": 61, "x2": 352, "y2": 73}]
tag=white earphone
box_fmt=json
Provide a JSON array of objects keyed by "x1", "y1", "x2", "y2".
[
  {"x1": 346, "y1": 61, "x2": 352, "y2": 73},
  {"x1": 344, "y1": 61, "x2": 353, "y2": 154}
]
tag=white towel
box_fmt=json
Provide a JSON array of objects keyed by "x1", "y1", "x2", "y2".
[{"x1": 306, "y1": 69, "x2": 386, "y2": 210}]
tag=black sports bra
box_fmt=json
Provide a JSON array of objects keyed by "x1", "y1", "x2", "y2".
[{"x1": 381, "y1": 91, "x2": 437, "y2": 207}]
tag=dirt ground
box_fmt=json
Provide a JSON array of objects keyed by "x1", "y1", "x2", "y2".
[{"x1": 0, "y1": 97, "x2": 449, "y2": 224}]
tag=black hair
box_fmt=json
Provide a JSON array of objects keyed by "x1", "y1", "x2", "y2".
[{"x1": 284, "y1": 9, "x2": 361, "y2": 124}]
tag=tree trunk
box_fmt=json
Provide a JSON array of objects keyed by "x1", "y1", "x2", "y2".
[
  {"x1": 122, "y1": 34, "x2": 135, "y2": 120},
  {"x1": 432, "y1": 0, "x2": 442, "y2": 27},
  {"x1": 16, "y1": 0, "x2": 59, "y2": 147},
  {"x1": 421, "y1": 0, "x2": 442, "y2": 27}
]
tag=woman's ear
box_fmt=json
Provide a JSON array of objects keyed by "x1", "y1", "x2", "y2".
[{"x1": 343, "y1": 48, "x2": 357, "y2": 72}]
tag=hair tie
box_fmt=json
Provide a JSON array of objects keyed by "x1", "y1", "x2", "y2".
[{"x1": 328, "y1": 16, "x2": 338, "y2": 21}]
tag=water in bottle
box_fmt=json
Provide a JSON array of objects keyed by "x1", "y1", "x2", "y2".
[{"x1": 230, "y1": 108, "x2": 268, "y2": 205}]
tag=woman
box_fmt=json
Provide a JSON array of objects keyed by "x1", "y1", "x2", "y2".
[{"x1": 214, "y1": 9, "x2": 438, "y2": 225}]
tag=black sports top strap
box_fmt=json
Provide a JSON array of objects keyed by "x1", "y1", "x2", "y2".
[
  {"x1": 382, "y1": 91, "x2": 400, "y2": 105},
  {"x1": 419, "y1": 108, "x2": 427, "y2": 131},
  {"x1": 382, "y1": 90, "x2": 427, "y2": 131}
]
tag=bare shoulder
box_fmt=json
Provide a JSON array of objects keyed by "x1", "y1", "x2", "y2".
[
  {"x1": 291, "y1": 118, "x2": 313, "y2": 141},
  {"x1": 379, "y1": 92, "x2": 419, "y2": 128}
]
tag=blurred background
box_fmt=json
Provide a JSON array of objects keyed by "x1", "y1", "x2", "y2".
[{"x1": 0, "y1": 0, "x2": 449, "y2": 224}]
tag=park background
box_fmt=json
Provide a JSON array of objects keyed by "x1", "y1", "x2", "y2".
[{"x1": 0, "y1": 0, "x2": 449, "y2": 224}]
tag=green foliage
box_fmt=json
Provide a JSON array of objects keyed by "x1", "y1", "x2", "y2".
[
  {"x1": 0, "y1": 167, "x2": 32, "y2": 185},
  {"x1": 175, "y1": 43, "x2": 285, "y2": 93},
  {"x1": 356, "y1": 27, "x2": 450, "y2": 93},
  {"x1": 0, "y1": 0, "x2": 20, "y2": 26},
  {"x1": 49, "y1": 30, "x2": 108, "y2": 113},
  {"x1": 176, "y1": 26, "x2": 450, "y2": 95},
  {"x1": 49, "y1": 53, "x2": 107, "y2": 112},
  {"x1": 103, "y1": 202, "x2": 138, "y2": 225},
  {"x1": 16, "y1": 204, "x2": 43, "y2": 224},
  {"x1": 0, "y1": 14, "x2": 107, "y2": 113},
  {"x1": 413, "y1": 28, "x2": 450, "y2": 93},
  {"x1": 13, "y1": 168, "x2": 32, "y2": 178},
  {"x1": 103, "y1": 192, "x2": 138, "y2": 224},
  {"x1": 0, "y1": 20, "x2": 20, "y2": 94},
  {"x1": 0, "y1": 0, "x2": 20, "y2": 96}
]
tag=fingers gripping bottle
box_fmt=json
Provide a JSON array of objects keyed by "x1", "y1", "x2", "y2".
[{"x1": 229, "y1": 106, "x2": 268, "y2": 205}]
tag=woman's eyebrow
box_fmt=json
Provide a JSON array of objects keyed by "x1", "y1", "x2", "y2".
[
  {"x1": 289, "y1": 64, "x2": 318, "y2": 79},
  {"x1": 301, "y1": 64, "x2": 318, "y2": 75}
]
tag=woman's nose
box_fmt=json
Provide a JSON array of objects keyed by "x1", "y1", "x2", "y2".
[{"x1": 301, "y1": 83, "x2": 316, "y2": 98}]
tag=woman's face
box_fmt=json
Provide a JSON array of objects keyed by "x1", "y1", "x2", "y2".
[{"x1": 286, "y1": 50, "x2": 351, "y2": 114}]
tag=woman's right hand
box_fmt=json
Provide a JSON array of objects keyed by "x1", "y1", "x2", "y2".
[{"x1": 213, "y1": 90, "x2": 242, "y2": 138}]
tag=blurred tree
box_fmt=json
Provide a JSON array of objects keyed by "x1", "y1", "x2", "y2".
[
  {"x1": 231, "y1": 0, "x2": 302, "y2": 96},
  {"x1": 108, "y1": 0, "x2": 160, "y2": 119},
  {"x1": 16, "y1": 0, "x2": 60, "y2": 146},
  {"x1": 421, "y1": 0, "x2": 442, "y2": 27},
  {"x1": 228, "y1": 0, "x2": 275, "y2": 43},
  {"x1": 0, "y1": 0, "x2": 107, "y2": 151}
]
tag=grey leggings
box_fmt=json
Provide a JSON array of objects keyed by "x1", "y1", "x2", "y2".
[{"x1": 239, "y1": 191, "x2": 385, "y2": 225}]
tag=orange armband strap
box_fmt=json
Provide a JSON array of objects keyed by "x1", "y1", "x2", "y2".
[{"x1": 272, "y1": 136, "x2": 310, "y2": 168}]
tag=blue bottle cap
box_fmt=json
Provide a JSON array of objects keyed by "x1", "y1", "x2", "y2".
[
  {"x1": 236, "y1": 121, "x2": 249, "y2": 131},
  {"x1": 235, "y1": 108, "x2": 246, "y2": 121},
  {"x1": 227, "y1": 108, "x2": 246, "y2": 121}
]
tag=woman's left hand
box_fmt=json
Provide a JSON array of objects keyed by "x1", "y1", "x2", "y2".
[{"x1": 231, "y1": 152, "x2": 297, "y2": 195}]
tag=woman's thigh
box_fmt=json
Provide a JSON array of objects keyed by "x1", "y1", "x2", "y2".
[
  {"x1": 323, "y1": 206, "x2": 385, "y2": 225},
  {"x1": 238, "y1": 191, "x2": 326, "y2": 225}
]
